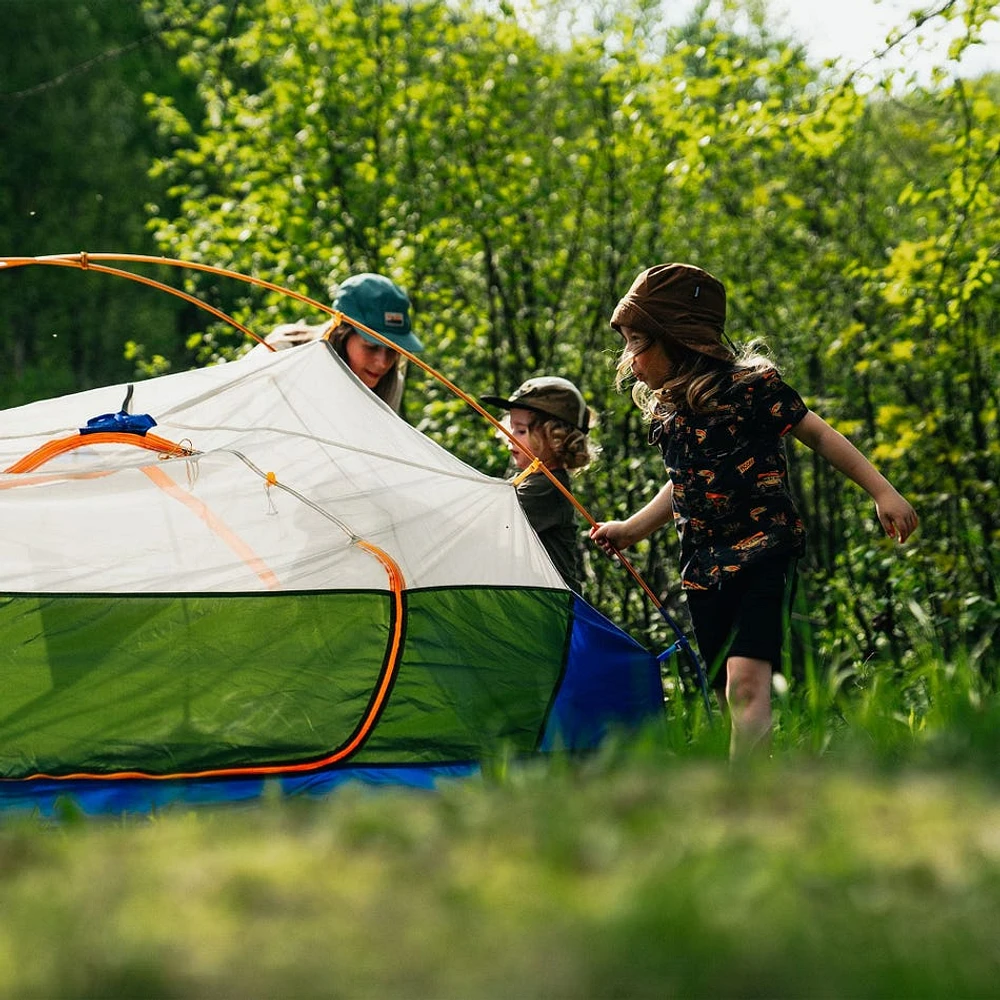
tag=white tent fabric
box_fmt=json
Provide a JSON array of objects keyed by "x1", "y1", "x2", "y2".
[{"x1": 0, "y1": 342, "x2": 567, "y2": 594}]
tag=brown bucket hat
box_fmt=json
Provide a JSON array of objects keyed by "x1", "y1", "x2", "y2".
[
  {"x1": 610, "y1": 262, "x2": 730, "y2": 361},
  {"x1": 482, "y1": 376, "x2": 590, "y2": 432}
]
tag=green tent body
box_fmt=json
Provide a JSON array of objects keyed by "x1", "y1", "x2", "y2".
[{"x1": 0, "y1": 341, "x2": 663, "y2": 814}]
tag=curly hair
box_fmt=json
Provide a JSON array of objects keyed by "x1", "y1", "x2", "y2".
[{"x1": 527, "y1": 413, "x2": 599, "y2": 471}]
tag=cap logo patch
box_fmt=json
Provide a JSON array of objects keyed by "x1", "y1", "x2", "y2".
[{"x1": 384, "y1": 311, "x2": 405, "y2": 327}]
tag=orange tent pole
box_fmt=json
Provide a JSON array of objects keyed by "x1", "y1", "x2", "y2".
[{"x1": 0, "y1": 252, "x2": 665, "y2": 614}]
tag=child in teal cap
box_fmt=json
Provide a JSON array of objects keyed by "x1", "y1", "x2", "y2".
[{"x1": 264, "y1": 273, "x2": 422, "y2": 412}]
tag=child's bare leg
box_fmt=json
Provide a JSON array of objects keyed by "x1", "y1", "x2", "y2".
[{"x1": 726, "y1": 656, "x2": 772, "y2": 758}]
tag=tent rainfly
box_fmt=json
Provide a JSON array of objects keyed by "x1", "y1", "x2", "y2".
[{"x1": 0, "y1": 341, "x2": 663, "y2": 815}]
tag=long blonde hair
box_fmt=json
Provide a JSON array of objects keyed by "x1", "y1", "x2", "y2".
[{"x1": 615, "y1": 331, "x2": 773, "y2": 420}]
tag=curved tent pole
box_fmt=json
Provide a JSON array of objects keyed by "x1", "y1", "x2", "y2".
[
  {"x1": 0, "y1": 253, "x2": 271, "y2": 349},
  {"x1": 0, "y1": 252, "x2": 712, "y2": 712}
]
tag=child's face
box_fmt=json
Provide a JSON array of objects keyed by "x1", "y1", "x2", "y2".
[
  {"x1": 508, "y1": 408, "x2": 548, "y2": 470},
  {"x1": 621, "y1": 326, "x2": 672, "y2": 390},
  {"x1": 344, "y1": 333, "x2": 399, "y2": 389}
]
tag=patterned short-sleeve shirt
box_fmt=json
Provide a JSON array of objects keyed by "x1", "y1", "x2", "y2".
[{"x1": 650, "y1": 368, "x2": 808, "y2": 590}]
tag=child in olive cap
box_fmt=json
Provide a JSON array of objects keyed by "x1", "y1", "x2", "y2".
[
  {"x1": 483, "y1": 376, "x2": 596, "y2": 594},
  {"x1": 591, "y1": 262, "x2": 918, "y2": 757}
]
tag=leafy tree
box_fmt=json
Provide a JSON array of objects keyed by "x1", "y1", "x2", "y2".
[{"x1": 0, "y1": 0, "x2": 198, "y2": 406}]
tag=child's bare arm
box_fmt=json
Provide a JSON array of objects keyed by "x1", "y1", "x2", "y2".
[
  {"x1": 792, "y1": 411, "x2": 919, "y2": 543},
  {"x1": 591, "y1": 481, "x2": 675, "y2": 553}
]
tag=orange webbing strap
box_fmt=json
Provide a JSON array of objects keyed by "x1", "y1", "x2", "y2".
[
  {"x1": 334, "y1": 539, "x2": 407, "y2": 759},
  {"x1": 4, "y1": 431, "x2": 195, "y2": 474},
  {"x1": 140, "y1": 465, "x2": 281, "y2": 591},
  {"x1": 0, "y1": 469, "x2": 116, "y2": 490}
]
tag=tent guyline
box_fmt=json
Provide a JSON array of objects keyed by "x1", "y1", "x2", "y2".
[{"x1": 0, "y1": 252, "x2": 711, "y2": 711}]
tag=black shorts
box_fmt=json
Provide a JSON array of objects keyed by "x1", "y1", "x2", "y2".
[{"x1": 685, "y1": 555, "x2": 796, "y2": 690}]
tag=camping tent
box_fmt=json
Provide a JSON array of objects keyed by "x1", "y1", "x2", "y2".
[{"x1": 0, "y1": 341, "x2": 663, "y2": 814}]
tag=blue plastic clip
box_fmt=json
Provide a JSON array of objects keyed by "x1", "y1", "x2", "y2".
[
  {"x1": 81, "y1": 411, "x2": 157, "y2": 436},
  {"x1": 79, "y1": 383, "x2": 157, "y2": 436}
]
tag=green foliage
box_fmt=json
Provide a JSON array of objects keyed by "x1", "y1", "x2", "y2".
[
  {"x1": 139, "y1": 0, "x2": 865, "y2": 631},
  {"x1": 0, "y1": 0, "x2": 198, "y2": 401}
]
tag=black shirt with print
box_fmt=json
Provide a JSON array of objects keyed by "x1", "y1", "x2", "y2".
[{"x1": 650, "y1": 368, "x2": 808, "y2": 590}]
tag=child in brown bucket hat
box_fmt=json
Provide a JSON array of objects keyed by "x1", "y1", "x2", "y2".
[
  {"x1": 592, "y1": 262, "x2": 918, "y2": 758},
  {"x1": 483, "y1": 376, "x2": 597, "y2": 594}
]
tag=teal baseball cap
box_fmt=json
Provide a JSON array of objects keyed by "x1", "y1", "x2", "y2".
[{"x1": 333, "y1": 273, "x2": 423, "y2": 353}]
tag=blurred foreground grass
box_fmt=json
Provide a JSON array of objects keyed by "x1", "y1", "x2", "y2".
[{"x1": 3, "y1": 744, "x2": 1000, "y2": 998}]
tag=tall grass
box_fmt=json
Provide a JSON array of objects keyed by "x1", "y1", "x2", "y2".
[
  {"x1": 2, "y1": 636, "x2": 1000, "y2": 998},
  {"x1": 652, "y1": 595, "x2": 1000, "y2": 767}
]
